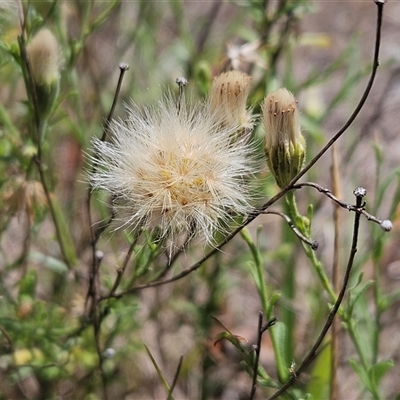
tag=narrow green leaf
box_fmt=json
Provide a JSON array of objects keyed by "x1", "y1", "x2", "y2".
[
  {"x1": 349, "y1": 358, "x2": 373, "y2": 394},
  {"x1": 51, "y1": 196, "x2": 77, "y2": 267},
  {"x1": 306, "y1": 342, "x2": 330, "y2": 400},
  {"x1": 270, "y1": 321, "x2": 290, "y2": 382},
  {"x1": 213, "y1": 331, "x2": 248, "y2": 351},
  {"x1": 29, "y1": 251, "x2": 68, "y2": 274},
  {"x1": 143, "y1": 344, "x2": 173, "y2": 399}
]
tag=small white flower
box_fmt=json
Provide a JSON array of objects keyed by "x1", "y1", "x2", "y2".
[
  {"x1": 226, "y1": 40, "x2": 265, "y2": 71},
  {"x1": 89, "y1": 94, "x2": 258, "y2": 246}
]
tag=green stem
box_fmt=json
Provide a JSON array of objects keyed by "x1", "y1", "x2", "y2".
[
  {"x1": 35, "y1": 121, "x2": 76, "y2": 269},
  {"x1": 240, "y1": 229, "x2": 289, "y2": 383},
  {"x1": 285, "y1": 190, "x2": 336, "y2": 303}
]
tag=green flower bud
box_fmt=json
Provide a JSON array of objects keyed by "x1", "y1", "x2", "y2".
[
  {"x1": 27, "y1": 28, "x2": 61, "y2": 118},
  {"x1": 262, "y1": 88, "x2": 306, "y2": 188}
]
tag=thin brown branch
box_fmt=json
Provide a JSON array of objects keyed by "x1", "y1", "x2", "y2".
[
  {"x1": 86, "y1": 64, "x2": 130, "y2": 309},
  {"x1": 250, "y1": 312, "x2": 264, "y2": 400},
  {"x1": 293, "y1": 182, "x2": 392, "y2": 230},
  {"x1": 289, "y1": 0, "x2": 383, "y2": 185},
  {"x1": 101, "y1": 63, "x2": 130, "y2": 142},
  {"x1": 109, "y1": 235, "x2": 139, "y2": 296},
  {"x1": 249, "y1": 314, "x2": 277, "y2": 400},
  {"x1": 84, "y1": 64, "x2": 130, "y2": 400}
]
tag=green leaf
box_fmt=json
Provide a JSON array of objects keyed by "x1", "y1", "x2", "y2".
[
  {"x1": 368, "y1": 360, "x2": 394, "y2": 388},
  {"x1": 50, "y1": 196, "x2": 77, "y2": 267},
  {"x1": 143, "y1": 344, "x2": 174, "y2": 399},
  {"x1": 29, "y1": 251, "x2": 68, "y2": 274},
  {"x1": 306, "y1": 342, "x2": 330, "y2": 400},
  {"x1": 349, "y1": 358, "x2": 373, "y2": 394},
  {"x1": 270, "y1": 321, "x2": 290, "y2": 382},
  {"x1": 18, "y1": 269, "x2": 37, "y2": 298},
  {"x1": 346, "y1": 279, "x2": 374, "y2": 317},
  {"x1": 213, "y1": 331, "x2": 248, "y2": 351}
]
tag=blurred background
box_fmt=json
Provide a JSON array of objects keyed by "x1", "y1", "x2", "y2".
[{"x1": 0, "y1": 1, "x2": 400, "y2": 399}]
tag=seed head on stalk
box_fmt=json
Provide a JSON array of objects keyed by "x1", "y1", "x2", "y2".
[{"x1": 88, "y1": 91, "x2": 258, "y2": 249}]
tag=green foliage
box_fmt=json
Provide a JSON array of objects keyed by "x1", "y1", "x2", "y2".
[{"x1": 0, "y1": 1, "x2": 397, "y2": 399}]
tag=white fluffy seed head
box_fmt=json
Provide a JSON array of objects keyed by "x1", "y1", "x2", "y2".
[
  {"x1": 88, "y1": 94, "x2": 258, "y2": 246},
  {"x1": 27, "y1": 28, "x2": 61, "y2": 86}
]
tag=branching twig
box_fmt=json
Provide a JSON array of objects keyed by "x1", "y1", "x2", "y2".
[
  {"x1": 263, "y1": 210, "x2": 318, "y2": 250},
  {"x1": 109, "y1": 233, "x2": 140, "y2": 296},
  {"x1": 288, "y1": 0, "x2": 384, "y2": 185},
  {"x1": 86, "y1": 63, "x2": 130, "y2": 310},
  {"x1": 84, "y1": 63, "x2": 129, "y2": 400},
  {"x1": 266, "y1": 187, "x2": 366, "y2": 400},
  {"x1": 293, "y1": 182, "x2": 392, "y2": 231}
]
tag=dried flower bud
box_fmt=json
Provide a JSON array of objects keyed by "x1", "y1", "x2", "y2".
[
  {"x1": 26, "y1": 28, "x2": 61, "y2": 117},
  {"x1": 262, "y1": 88, "x2": 306, "y2": 188},
  {"x1": 353, "y1": 187, "x2": 367, "y2": 198},
  {"x1": 2, "y1": 177, "x2": 47, "y2": 223},
  {"x1": 380, "y1": 219, "x2": 393, "y2": 232},
  {"x1": 209, "y1": 71, "x2": 253, "y2": 132}
]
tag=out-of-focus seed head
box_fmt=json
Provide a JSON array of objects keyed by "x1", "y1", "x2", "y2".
[
  {"x1": 262, "y1": 88, "x2": 306, "y2": 189},
  {"x1": 2, "y1": 177, "x2": 47, "y2": 223},
  {"x1": 27, "y1": 28, "x2": 61, "y2": 117}
]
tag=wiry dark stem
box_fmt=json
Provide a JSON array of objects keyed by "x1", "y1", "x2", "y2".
[
  {"x1": 250, "y1": 312, "x2": 264, "y2": 400},
  {"x1": 101, "y1": 63, "x2": 129, "y2": 142},
  {"x1": 109, "y1": 234, "x2": 140, "y2": 296},
  {"x1": 85, "y1": 64, "x2": 129, "y2": 400},
  {"x1": 288, "y1": 0, "x2": 384, "y2": 184},
  {"x1": 266, "y1": 188, "x2": 365, "y2": 400},
  {"x1": 250, "y1": 314, "x2": 277, "y2": 400},
  {"x1": 293, "y1": 182, "x2": 392, "y2": 230},
  {"x1": 86, "y1": 63, "x2": 130, "y2": 309}
]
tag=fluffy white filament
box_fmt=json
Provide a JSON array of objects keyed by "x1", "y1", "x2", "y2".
[{"x1": 89, "y1": 95, "x2": 258, "y2": 246}]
